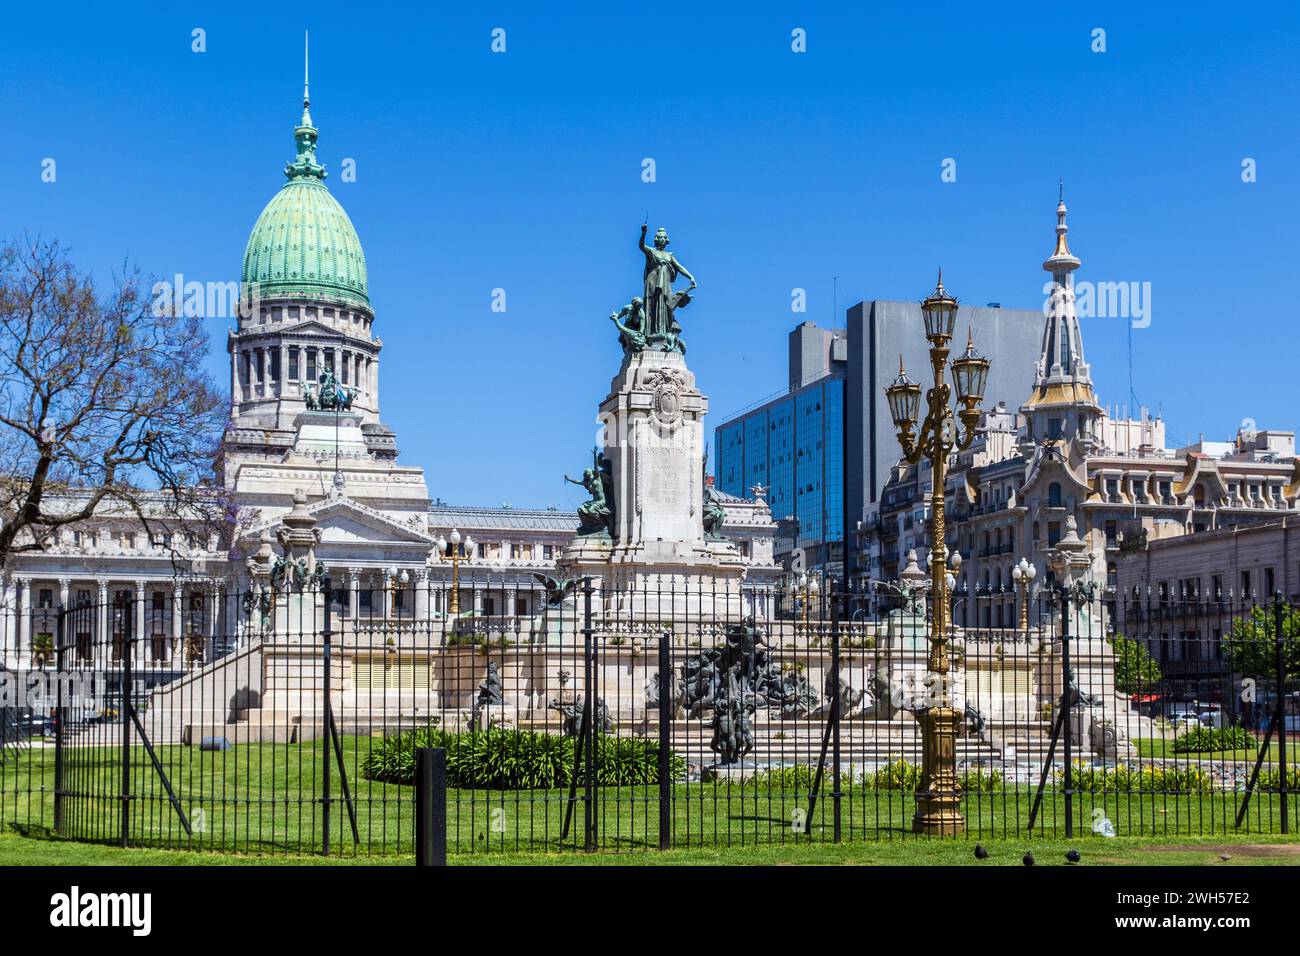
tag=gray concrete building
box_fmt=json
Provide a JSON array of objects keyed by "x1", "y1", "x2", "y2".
[{"x1": 843, "y1": 298, "x2": 1044, "y2": 583}]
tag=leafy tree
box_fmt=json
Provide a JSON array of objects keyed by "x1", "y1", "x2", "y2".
[
  {"x1": 1226, "y1": 603, "x2": 1300, "y2": 683},
  {"x1": 0, "y1": 238, "x2": 228, "y2": 568},
  {"x1": 1109, "y1": 633, "x2": 1162, "y2": 695}
]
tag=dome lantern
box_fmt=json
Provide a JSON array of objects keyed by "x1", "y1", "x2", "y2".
[{"x1": 241, "y1": 43, "x2": 369, "y2": 312}]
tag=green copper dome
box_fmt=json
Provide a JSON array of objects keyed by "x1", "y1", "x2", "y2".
[{"x1": 241, "y1": 92, "x2": 369, "y2": 311}]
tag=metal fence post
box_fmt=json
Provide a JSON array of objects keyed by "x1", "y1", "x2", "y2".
[
  {"x1": 321, "y1": 580, "x2": 332, "y2": 856},
  {"x1": 830, "y1": 582, "x2": 842, "y2": 842},
  {"x1": 120, "y1": 595, "x2": 133, "y2": 849},
  {"x1": 582, "y1": 577, "x2": 596, "y2": 852},
  {"x1": 53, "y1": 605, "x2": 65, "y2": 836},
  {"x1": 1060, "y1": 587, "x2": 1073, "y2": 839},
  {"x1": 416, "y1": 747, "x2": 447, "y2": 866},
  {"x1": 1276, "y1": 592, "x2": 1289, "y2": 834},
  {"x1": 658, "y1": 632, "x2": 671, "y2": 850}
]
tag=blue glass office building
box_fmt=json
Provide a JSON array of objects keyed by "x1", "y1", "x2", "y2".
[{"x1": 715, "y1": 323, "x2": 845, "y2": 572}]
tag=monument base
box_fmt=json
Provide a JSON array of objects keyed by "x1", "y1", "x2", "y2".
[{"x1": 559, "y1": 535, "x2": 746, "y2": 621}]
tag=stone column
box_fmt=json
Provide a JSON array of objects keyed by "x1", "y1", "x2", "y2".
[
  {"x1": 348, "y1": 569, "x2": 361, "y2": 624},
  {"x1": 0, "y1": 576, "x2": 12, "y2": 658},
  {"x1": 134, "y1": 581, "x2": 147, "y2": 663},
  {"x1": 414, "y1": 568, "x2": 430, "y2": 621},
  {"x1": 18, "y1": 578, "x2": 31, "y2": 655},
  {"x1": 505, "y1": 585, "x2": 518, "y2": 619},
  {"x1": 172, "y1": 585, "x2": 184, "y2": 662},
  {"x1": 230, "y1": 345, "x2": 241, "y2": 405},
  {"x1": 205, "y1": 580, "x2": 220, "y2": 662},
  {"x1": 96, "y1": 580, "x2": 108, "y2": 651},
  {"x1": 280, "y1": 343, "x2": 289, "y2": 396},
  {"x1": 58, "y1": 577, "x2": 70, "y2": 610}
]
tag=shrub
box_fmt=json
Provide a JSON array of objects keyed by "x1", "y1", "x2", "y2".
[
  {"x1": 360, "y1": 727, "x2": 683, "y2": 789},
  {"x1": 740, "y1": 764, "x2": 818, "y2": 791},
  {"x1": 1256, "y1": 767, "x2": 1300, "y2": 791},
  {"x1": 596, "y1": 734, "x2": 686, "y2": 786},
  {"x1": 960, "y1": 767, "x2": 1003, "y2": 793},
  {"x1": 705, "y1": 759, "x2": 999, "y2": 794},
  {"x1": 872, "y1": 756, "x2": 920, "y2": 791},
  {"x1": 1060, "y1": 760, "x2": 1212, "y2": 794},
  {"x1": 1173, "y1": 725, "x2": 1256, "y2": 754}
]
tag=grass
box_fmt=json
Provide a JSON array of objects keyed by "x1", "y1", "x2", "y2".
[
  {"x1": 1134, "y1": 737, "x2": 1300, "y2": 762},
  {"x1": 1, "y1": 825, "x2": 1297, "y2": 867},
  {"x1": 2, "y1": 736, "x2": 1296, "y2": 858}
]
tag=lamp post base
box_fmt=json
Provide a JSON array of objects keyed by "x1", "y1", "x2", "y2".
[{"x1": 912, "y1": 704, "x2": 966, "y2": 836}]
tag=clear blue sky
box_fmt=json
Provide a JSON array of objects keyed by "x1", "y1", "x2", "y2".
[{"x1": 3, "y1": 2, "x2": 1296, "y2": 510}]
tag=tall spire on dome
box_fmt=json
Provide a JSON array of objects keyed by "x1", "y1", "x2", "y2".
[
  {"x1": 1044, "y1": 179, "x2": 1080, "y2": 274},
  {"x1": 286, "y1": 30, "x2": 326, "y2": 181},
  {"x1": 301, "y1": 30, "x2": 312, "y2": 126},
  {"x1": 1022, "y1": 184, "x2": 1100, "y2": 443}
]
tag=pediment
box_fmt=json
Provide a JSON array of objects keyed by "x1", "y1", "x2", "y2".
[
  {"x1": 244, "y1": 496, "x2": 433, "y2": 547},
  {"x1": 242, "y1": 319, "x2": 362, "y2": 343}
]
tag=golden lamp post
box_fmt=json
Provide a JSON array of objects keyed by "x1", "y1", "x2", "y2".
[
  {"x1": 434, "y1": 528, "x2": 475, "y2": 618},
  {"x1": 791, "y1": 569, "x2": 821, "y2": 633},
  {"x1": 1012, "y1": 556, "x2": 1037, "y2": 632},
  {"x1": 884, "y1": 271, "x2": 991, "y2": 836}
]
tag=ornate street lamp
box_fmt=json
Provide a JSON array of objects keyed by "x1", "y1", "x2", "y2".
[
  {"x1": 1012, "y1": 557, "x2": 1037, "y2": 632},
  {"x1": 435, "y1": 528, "x2": 475, "y2": 617},
  {"x1": 385, "y1": 566, "x2": 410, "y2": 619},
  {"x1": 789, "y1": 569, "x2": 821, "y2": 632},
  {"x1": 883, "y1": 271, "x2": 990, "y2": 836}
]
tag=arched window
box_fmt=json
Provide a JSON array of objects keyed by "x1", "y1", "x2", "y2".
[{"x1": 1048, "y1": 482, "x2": 1063, "y2": 508}]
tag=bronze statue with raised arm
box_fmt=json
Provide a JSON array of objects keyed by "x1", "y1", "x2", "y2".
[{"x1": 638, "y1": 222, "x2": 696, "y2": 353}]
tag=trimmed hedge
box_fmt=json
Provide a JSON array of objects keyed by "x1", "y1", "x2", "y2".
[
  {"x1": 1172, "y1": 726, "x2": 1256, "y2": 754},
  {"x1": 1061, "y1": 761, "x2": 1213, "y2": 794},
  {"x1": 738, "y1": 759, "x2": 1002, "y2": 793},
  {"x1": 360, "y1": 727, "x2": 685, "y2": 789}
]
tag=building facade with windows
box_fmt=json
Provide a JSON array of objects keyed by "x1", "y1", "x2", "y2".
[
  {"x1": 0, "y1": 80, "x2": 775, "y2": 669},
  {"x1": 866, "y1": 196, "x2": 1300, "y2": 635},
  {"x1": 715, "y1": 323, "x2": 846, "y2": 573}
]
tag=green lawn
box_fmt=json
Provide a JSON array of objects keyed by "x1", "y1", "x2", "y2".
[
  {"x1": 2, "y1": 826, "x2": 1297, "y2": 866},
  {"x1": 2, "y1": 736, "x2": 1296, "y2": 858},
  {"x1": 1134, "y1": 737, "x2": 1300, "y2": 763}
]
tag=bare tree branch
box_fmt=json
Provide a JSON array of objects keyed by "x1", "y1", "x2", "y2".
[{"x1": 0, "y1": 237, "x2": 233, "y2": 571}]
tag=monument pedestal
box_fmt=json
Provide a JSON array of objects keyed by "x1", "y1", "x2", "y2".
[{"x1": 560, "y1": 349, "x2": 745, "y2": 621}]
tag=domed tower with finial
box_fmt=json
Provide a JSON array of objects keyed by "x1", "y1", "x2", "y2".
[
  {"x1": 1020, "y1": 184, "x2": 1103, "y2": 453},
  {"x1": 226, "y1": 33, "x2": 400, "y2": 471}
]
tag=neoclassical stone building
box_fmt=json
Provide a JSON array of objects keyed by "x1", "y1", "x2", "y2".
[
  {"x1": 863, "y1": 197, "x2": 1299, "y2": 629},
  {"x1": 0, "y1": 82, "x2": 775, "y2": 667}
]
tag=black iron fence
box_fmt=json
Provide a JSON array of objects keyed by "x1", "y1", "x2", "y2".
[{"x1": 0, "y1": 579, "x2": 1295, "y2": 855}]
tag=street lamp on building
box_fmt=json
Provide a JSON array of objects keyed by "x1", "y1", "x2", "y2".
[
  {"x1": 787, "y1": 569, "x2": 821, "y2": 632},
  {"x1": 883, "y1": 271, "x2": 990, "y2": 837},
  {"x1": 1012, "y1": 557, "x2": 1037, "y2": 632},
  {"x1": 386, "y1": 565, "x2": 410, "y2": 618},
  {"x1": 435, "y1": 528, "x2": 475, "y2": 617}
]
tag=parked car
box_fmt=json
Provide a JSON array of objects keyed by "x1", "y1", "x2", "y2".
[
  {"x1": 1167, "y1": 710, "x2": 1200, "y2": 730},
  {"x1": 16, "y1": 714, "x2": 54, "y2": 738},
  {"x1": 1197, "y1": 708, "x2": 1224, "y2": 729}
]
